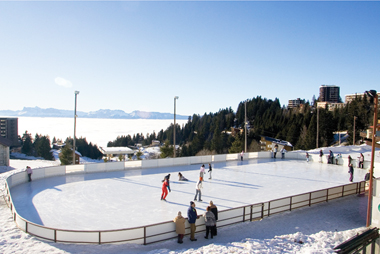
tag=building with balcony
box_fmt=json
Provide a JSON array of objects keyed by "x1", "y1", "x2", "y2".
[{"x1": 319, "y1": 85, "x2": 341, "y2": 103}]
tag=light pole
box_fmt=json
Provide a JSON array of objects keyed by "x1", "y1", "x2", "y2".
[
  {"x1": 73, "y1": 91, "x2": 79, "y2": 165},
  {"x1": 173, "y1": 96, "x2": 179, "y2": 158},
  {"x1": 245, "y1": 100, "x2": 247, "y2": 153},
  {"x1": 353, "y1": 116, "x2": 357, "y2": 145},
  {"x1": 365, "y1": 90, "x2": 378, "y2": 227},
  {"x1": 316, "y1": 106, "x2": 319, "y2": 148}
]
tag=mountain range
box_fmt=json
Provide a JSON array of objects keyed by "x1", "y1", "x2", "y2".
[{"x1": 0, "y1": 107, "x2": 190, "y2": 120}]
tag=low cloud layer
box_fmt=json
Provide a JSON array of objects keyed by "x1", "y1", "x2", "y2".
[{"x1": 55, "y1": 77, "x2": 73, "y2": 88}]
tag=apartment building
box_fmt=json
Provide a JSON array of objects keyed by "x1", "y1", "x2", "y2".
[
  {"x1": 0, "y1": 117, "x2": 19, "y2": 147},
  {"x1": 319, "y1": 85, "x2": 341, "y2": 103}
]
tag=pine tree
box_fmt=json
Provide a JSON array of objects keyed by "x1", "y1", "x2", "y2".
[
  {"x1": 21, "y1": 131, "x2": 33, "y2": 156},
  {"x1": 60, "y1": 143, "x2": 73, "y2": 165}
]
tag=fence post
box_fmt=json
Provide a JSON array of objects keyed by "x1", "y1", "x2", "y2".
[
  {"x1": 261, "y1": 203, "x2": 264, "y2": 219},
  {"x1": 250, "y1": 205, "x2": 253, "y2": 221},
  {"x1": 309, "y1": 193, "x2": 312, "y2": 206},
  {"x1": 268, "y1": 202, "x2": 271, "y2": 217},
  {"x1": 290, "y1": 197, "x2": 292, "y2": 211},
  {"x1": 342, "y1": 185, "x2": 344, "y2": 197},
  {"x1": 144, "y1": 226, "x2": 147, "y2": 245},
  {"x1": 326, "y1": 189, "x2": 329, "y2": 202},
  {"x1": 243, "y1": 206, "x2": 246, "y2": 222},
  {"x1": 99, "y1": 231, "x2": 101, "y2": 244},
  {"x1": 54, "y1": 229, "x2": 57, "y2": 242}
]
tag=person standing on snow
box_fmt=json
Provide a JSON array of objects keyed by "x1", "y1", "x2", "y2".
[
  {"x1": 161, "y1": 178, "x2": 171, "y2": 201},
  {"x1": 194, "y1": 178, "x2": 203, "y2": 201},
  {"x1": 209, "y1": 200, "x2": 218, "y2": 236},
  {"x1": 173, "y1": 211, "x2": 186, "y2": 244},
  {"x1": 187, "y1": 201, "x2": 200, "y2": 241},
  {"x1": 203, "y1": 206, "x2": 216, "y2": 239}
]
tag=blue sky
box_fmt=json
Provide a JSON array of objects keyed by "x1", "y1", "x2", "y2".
[{"x1": 1, "y1": 1, "x2": 379, "y2": 116}]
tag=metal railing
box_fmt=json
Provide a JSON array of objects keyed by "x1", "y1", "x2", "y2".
[{"x1": 4, "y1": 179, "x2": 366, "y2": 245}]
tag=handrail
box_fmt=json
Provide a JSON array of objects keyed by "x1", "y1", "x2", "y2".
[{"x1": 3, "y1": 151, "x2": 374, "y2": 245}]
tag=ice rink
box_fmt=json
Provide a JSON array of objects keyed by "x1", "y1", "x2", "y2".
[{"x1": 10, "y1": 158, "x2": 367, "y2": 231}]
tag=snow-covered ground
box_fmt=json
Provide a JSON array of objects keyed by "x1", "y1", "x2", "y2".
[{"x1": 0, "y1": 144, "x2": 379, "y2": 253}]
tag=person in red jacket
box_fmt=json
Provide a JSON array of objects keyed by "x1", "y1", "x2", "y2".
[{"x1": 161, "y1": 178, "x2": 171, "y2": 201}]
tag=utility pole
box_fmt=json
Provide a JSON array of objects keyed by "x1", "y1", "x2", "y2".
[
  {"x1": 73, "y1": 91, "x2": 79, "y2": 165},
  {"x1": 245, "y1": 100, "x2": 247, "y2": 153},
  {"x1": 173, "y1": 96, "x2": 179, "y2": 158},
  {"x1": 316, "y1": 106, "x2": 319, "y2": 148},
  {"x1": 353, "y1": 116, "x2": 357, "y2": 145}
]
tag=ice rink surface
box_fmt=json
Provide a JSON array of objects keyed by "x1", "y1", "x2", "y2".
[{"x1": 10, "y1": 158, "x2": 367, "y2": 230}]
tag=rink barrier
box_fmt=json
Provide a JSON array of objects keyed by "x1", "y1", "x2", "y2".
[
  {"x1": 3, "y1": 178, "x2": 366, "y2": 245},
  {"x1": 3, "y1": 150, "x2": 379, "y2": 245}
]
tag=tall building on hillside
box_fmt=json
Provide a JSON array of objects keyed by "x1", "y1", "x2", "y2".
[
  {"x1": 288, "y1": 98, "x2": 305, "y2": 109},
  {"x1": 319, "y1": 85, "x2": 341, "y2": 103},
  {"x1": 0, "y1": 118, "x2": 19, "y2": 147},
  {"x1": 345, "y1": 92, "x2": 380, "y2": 106}
]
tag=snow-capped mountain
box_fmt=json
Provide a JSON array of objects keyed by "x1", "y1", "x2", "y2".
[{"x1": 0, "y1": 107, "x2": 189, "y2": 120}]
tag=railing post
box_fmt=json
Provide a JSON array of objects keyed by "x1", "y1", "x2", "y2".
[
  {"x1": 250, "y1": 205, "x2": 253, "y2": 221},
  {"x1": 268, "y1": 201, "x2": 271, "y2": 217},
  {"x1": 290, "y1": 197, "x2": 292, "y2": 211},
  {"x1": 261, "y1": 203, "x2": 264, "y2": 219},
  {"x1": 54, "y1": 229, "x2": 57, "y2": 242},
  {"x1": 243, "y1": 207, "x2": 245, "y2": 222},
  {"x1": 144, "y1": 226, "x2": 147, "y2": 245},
  {"x1": 309, "y1": 193, "x2": 312, "y2": 206},
  {"x1": 99, "y1": 231, "x2": 101, "y2": 244},
  {"x1": 326, "y1": 189, "x2": 329, "y2": 202},
  {"x1": 342, "y1": 185, "x2": 344, "y2": 197}
]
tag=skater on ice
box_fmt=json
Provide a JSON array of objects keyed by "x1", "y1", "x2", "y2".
[
  {"x1": 358, "y1": 153, "x2": 364, "y2": 168},
  {"x1": 348, "y1": 163, "x2": 354, "y2": 182},
  {"x1": 240, "y1": 150, "x2": 244, "y2": 161},
  {"x1": 178, "y1": 172, "x2": 188, "y2": 181},
  {"x1": 26, "y1": 166, "x2": 33, "y2": 182},
  {"x1": 281, "y1": 147, "x2": 286, "y2": 159},
  {"x1": 208, "y1": 163, "x2": 212, "y2": 179},
  {"x1": 194, "y1": 178, "x2": 203, "y2": 201},
  {"x1": 306, "y1": 152, "x2": 310, "y2": 162},
  {"x1": 161, "y1": 177, "x2": 171, "y2": 201},
  {"x1": 319, "y1": 150, "x2": 323, "y2": 163},
  {"x1": 199, "y1": 164, "x2": 205, "y2": 181}
]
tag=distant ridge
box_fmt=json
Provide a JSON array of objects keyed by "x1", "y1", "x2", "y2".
[{"x1": 0, "y1": 107, "x2": 190, "y2": 120}]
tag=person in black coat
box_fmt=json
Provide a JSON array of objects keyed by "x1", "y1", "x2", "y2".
[{"x1": 209, "y1": 201, "x2": 218, "y2": 236}]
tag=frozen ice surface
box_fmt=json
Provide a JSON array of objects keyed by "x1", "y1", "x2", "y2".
[{"x1": 10, "y1": 158, "x2": 367, "y2": 230}]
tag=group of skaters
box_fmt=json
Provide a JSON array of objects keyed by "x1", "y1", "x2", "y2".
[
  {"x1": 161, "y1": 164, "x2": 219, "y2": 243},
  {"x1": 272, "y1": 145, "x2": 287, "y2": 159},
  {"x1": 173, "y1": 200, "x2": 218, "y2": 243}
]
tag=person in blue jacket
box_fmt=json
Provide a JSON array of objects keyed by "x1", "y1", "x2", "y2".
[{"x1": 187, "y1": 201, "x2": 199, "y2": 241}]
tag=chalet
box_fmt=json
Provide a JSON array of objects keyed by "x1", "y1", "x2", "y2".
[{"x1": 260, "y1": 136, "x2": 293, "y2": 152}]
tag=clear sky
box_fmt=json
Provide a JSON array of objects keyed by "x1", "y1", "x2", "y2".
[{"x1": 1, "y1": 1, "x2": 379, "y2": 116}]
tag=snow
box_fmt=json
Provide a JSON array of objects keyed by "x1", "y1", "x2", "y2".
[{"x1": 0, "y1": 144, "x2": 378, "y2": 253}]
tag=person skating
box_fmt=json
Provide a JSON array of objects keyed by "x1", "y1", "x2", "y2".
[
  {"x1": 208, "y1": 163, "x2": 212, "y2": 179},
  {"x1": 187, "y1": 201, "x2": 199, "y2": 241},
  {"x1": 173, "y1": 211, "x2": 186, "y2": 243},
  {"x1": 281, "y1": 147, "x2": 286, "y2": 159},
  {"x1": 348, "y1": 163, "x2": 354, "y2": 182},
  {"x1": 359, "y1": 153, "x2": 364, "y2": 168},
  {"x1": 199, "y1": 165, "x2": 205, "y2": 181},
  {"x1": 209, "y1": 200, "x2": 218, "y2": 236},
  {"x1": 178, "y1": 172, "x2": 188, "y2": 181},
  {"x1": 161, "y1": 178, "x2": 171, "y2": 201},
  {"x1": 306, "y1": 152, "x2": 310, "y2": 162},
  {"x1": 240, "y1": 150, "x2": 244, "y2": 161},
  {"x1": 319, "y1": 150, "x2": 324, "y2": 163},
  {"x1": 194, "y1": 178, "x2": 203, "y2": 201},
  {"x1": 328, "y1": 150, "x2": 334, "y2": 164},
  {"x1": 203, "y1": 206, "x2": 216, "y2": 239},
  {"x1": 26, "y1": 166, "x2": 33, "y2": 182},
  {"x1": 273, "y1": 145, "x2": 278, "y2": 159}
]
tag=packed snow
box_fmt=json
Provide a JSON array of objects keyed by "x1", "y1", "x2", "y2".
[{"x1": 0, "y1": 144, "x2": 379, "y2": 253}]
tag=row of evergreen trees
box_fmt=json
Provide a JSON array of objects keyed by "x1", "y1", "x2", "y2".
[
  {"x1": 20, "y1": 132, "x2": 103, "y2": 161},
  {"x1": 108, "y1": 95, "x2": 377, "y2": 158}
]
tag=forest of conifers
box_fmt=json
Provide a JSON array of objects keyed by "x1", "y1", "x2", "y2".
[{"x1": 108, "y1": 95, "x2": 377, "y2": 158}]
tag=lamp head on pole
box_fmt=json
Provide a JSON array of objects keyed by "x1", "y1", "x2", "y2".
[{"x1": 174, "y1": 96, "x2": 179, "y2": 100}]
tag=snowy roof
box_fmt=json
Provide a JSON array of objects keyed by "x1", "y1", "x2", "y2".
[
  {"x1": 100, "y1": 146, "x2": 134, "y2": 155},
  {"x1": 261, "y1": 136, "x2": 293, "y2": 147}
]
